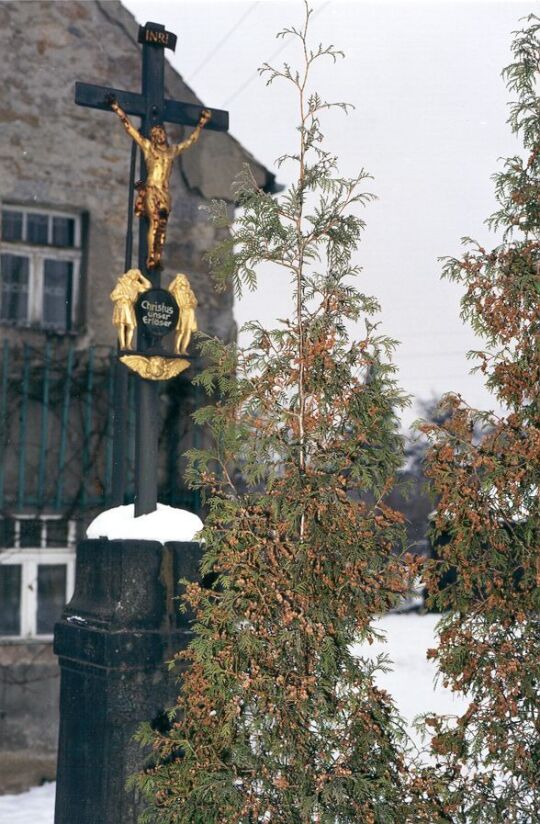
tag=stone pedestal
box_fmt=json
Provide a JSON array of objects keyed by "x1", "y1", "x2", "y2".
[{"x1": 53, "y1": 538, "x2": 201, "y2": 824}]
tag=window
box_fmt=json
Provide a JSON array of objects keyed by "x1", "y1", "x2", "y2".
[
  {"x1": 0, "y1": 565, "x2": 21, "y2": 636},
  {"x1": 0, "y1": 517, "x2": 76, "y2": 640},
  {"x1": 0, "y1": 206, "x2": 82, "y2": 333}
]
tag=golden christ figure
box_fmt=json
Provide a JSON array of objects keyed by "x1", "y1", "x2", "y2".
[
  {"x1": 168, "y1": 274, "x2": 198, "y2": 355},
  {"x1": 108, "y1": 96, "x2": 211, "y2": 269}
]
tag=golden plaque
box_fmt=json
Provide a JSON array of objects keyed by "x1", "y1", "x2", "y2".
[{"x1": 112, "y1": 270, "x2": 198, "y2": 381}]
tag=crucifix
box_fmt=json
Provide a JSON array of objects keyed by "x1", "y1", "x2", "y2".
[{"x1": 75, "y1": 21, "x2": 229, "y2": 516}]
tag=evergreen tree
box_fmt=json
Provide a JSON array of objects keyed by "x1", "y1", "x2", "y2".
[
  {"x1": 418, "y1": 15, "x2": 540, "y2": 823},
  {"x1": 137, "y1": 4, "x2": 428, "y2": 821}
]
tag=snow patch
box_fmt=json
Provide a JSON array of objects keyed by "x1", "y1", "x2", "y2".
[
  {"x1": 86, "y1": 503, "x2": 203, "y2": 544},
  {"x1": 66, "y1": 615, "x2": 88, "y2": 626},
  {"x1": 0, "y1": 782, "x2": 55, "y2": 823},
  {"x1": 351, "y1": 613, "x2": 467, "y2": 743}
]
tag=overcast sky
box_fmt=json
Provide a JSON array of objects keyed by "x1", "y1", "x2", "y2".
[{"x1": 124, "y1": 0, "x2": 536, "y2": 431}]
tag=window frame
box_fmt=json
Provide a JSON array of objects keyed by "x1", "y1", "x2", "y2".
[
  {"x1": 0, "y1": 516, "x2": 76, "y2": 642},
  {"x1": 0, "y1": 205, "x2": 82, "y2": 333}
]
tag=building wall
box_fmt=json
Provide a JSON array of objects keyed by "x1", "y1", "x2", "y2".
[
  {"x1": 0, "y1": 0, "x2": 272, "y2": 791},
  {"x1": 0, "y1": 643, "x2": 59, "y2": 793},
  {"x1": 0, "y1": 0, "x2": 270, "y2": 351}
]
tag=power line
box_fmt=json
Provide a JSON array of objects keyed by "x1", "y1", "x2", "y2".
[
  {"x1": 223, "y1": 1, "x2": 333, "y2": 108},
  {"x1": 406, "y1": 375, "x2": 482, "y2": 381},
  {"x1": 186, "y1": 2, "x2": 258, "y2": 84},
  {"x1": 397, "y1": 350, "x2": 478, "y2": 359},
  {"x1": 405, "y1": 330, "x2": 477, "y2": 339}
]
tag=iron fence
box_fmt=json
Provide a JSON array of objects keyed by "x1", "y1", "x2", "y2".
[{"x1": 0, "y1": 339, "x2": 201, "y2": 516}]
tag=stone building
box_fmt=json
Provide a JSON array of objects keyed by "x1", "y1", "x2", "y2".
[{"x1": 0, "y1": 0, "x2": 273, "y2": 791}]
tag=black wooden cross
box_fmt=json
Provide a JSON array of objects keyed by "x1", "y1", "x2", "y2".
[{"x1": 75, "y1": 21, "x2": 229, "y2": 517}]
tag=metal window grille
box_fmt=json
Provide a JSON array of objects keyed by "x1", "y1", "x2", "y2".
[{"x1": 0, "y1": 341, "x2": 202, "y2": 513}]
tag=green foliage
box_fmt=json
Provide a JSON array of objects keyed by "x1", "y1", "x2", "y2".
[
  {"x1": 136, "y1": 4, "x2": 432, "y2": 822},
  {"x1": 418, "y1": 14, "x2": 540, "y2": 823}
]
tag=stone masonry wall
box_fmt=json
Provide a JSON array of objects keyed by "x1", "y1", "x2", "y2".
[{"x1": 0, "y1": 0, "x2": 270, "y2": 350}]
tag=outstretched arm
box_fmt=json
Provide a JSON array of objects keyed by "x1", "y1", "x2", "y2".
[
  {"x1": 106, "y1": 95, "x2": 147, "y2": 150},
  {"x1": 172, "y1": 109, "x2": 212, "y2": 157}
]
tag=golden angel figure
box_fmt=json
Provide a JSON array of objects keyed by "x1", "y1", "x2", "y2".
[
  {"x1": 168, "y1": 274, "x2": 198, "y2": 355},
  {"x1": 108, "y1": 96, "x2": 211, "y2": 270},
  {"x1": 120, "y1": 354, "x2": 190, "y2": 380},
  {"x1": 110, "y1": 268, "x2": 151, "y2": 350}
]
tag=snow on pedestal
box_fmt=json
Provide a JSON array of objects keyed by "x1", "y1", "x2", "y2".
[{"x1": 86, "y1": 503, "x2": 203, "y2": 543}]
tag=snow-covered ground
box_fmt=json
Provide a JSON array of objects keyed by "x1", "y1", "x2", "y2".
[
  {"x1": 0, "y1": 782, "x2": 56, "y2": 824},
  {"x1": 0, "y1": 614, "x2": 466, "y2": 823},
  {"x1": 352, "y1": 612, "x2": 467, "y2": 741}
]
